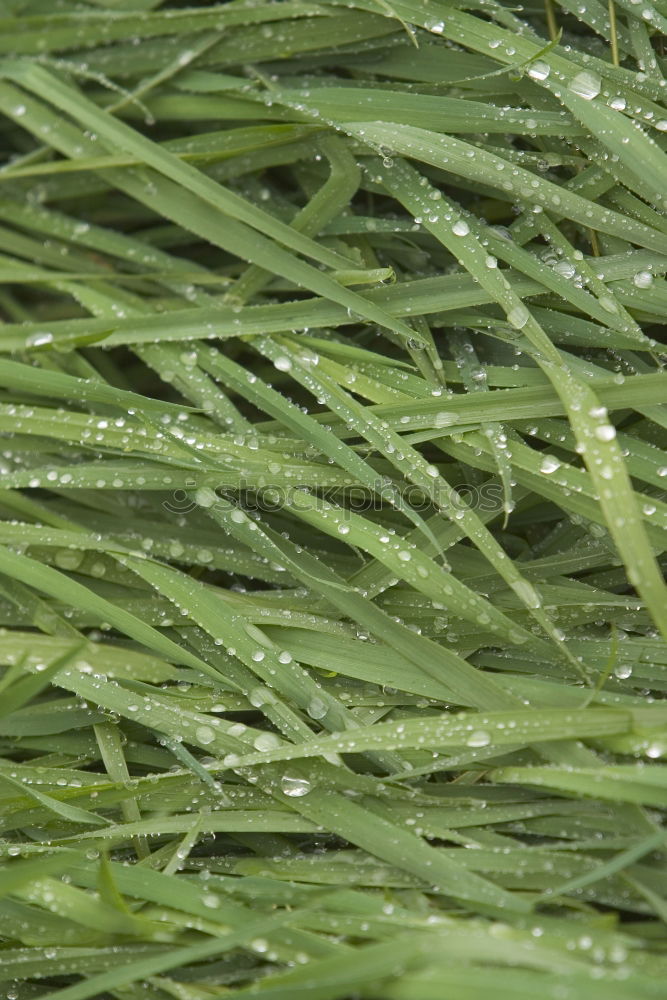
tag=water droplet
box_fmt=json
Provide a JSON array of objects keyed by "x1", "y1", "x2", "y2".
[
  {"x1": 512, "y1": 580, "x2": 542, "y2": 608},
  {"x1": 307, "y1": 697, "x2": 328, "y2": 720},
  {"x1": 507, "y1": 304, "x2": 529, "y2": 329},
  {"x1": 280, "y1": 773, "x2": 312, "y2": 797},
  {"x1": 570, "y1": 71, "x2": 601, "y2": 100},
  {"x1": 249, "y1": 686, "x2": 273, "y2": 707},
  {"x1": 195, "y1": 487, "x2": 217, "y2": 508},
  {"x1": 25, "y1": 331, "x2": 53, "y2": 348},
  {"x1": 599, "y1": 295, "x2": 618, "y2": 314},
  {"x1": 201, "y1": 893, "x2": 220, "y2": 909},
  {"x1": 528, "y1": 60, "x2": 550, "y2": 81},
  {"x1": 633, "y1": 270, "x2": 653, "y2": 288},
  {"x1": 466, "y1": 730, "x2": 491, "y2": 747},
  {"x1": 196, "y1": 725, "x2": 215, "y2": 745},
  {"x1": 553, "y1": 260, "x2": 576, "y2": 279},
  {"x1": 452, "y1": 219, "x2": 470, "y2": 236},
  {"x1": 254, "y1": 732, "x2": 282, "y2": 752},
  {"x1": 540, "y1": 456, "x2": 560, "y2": 474},
  {"x1": 54, "y1": 549, "x2": 84, "y2": 570},
  {"x1": 613, "y1": 663, "x2": 632, "y2": 679},
  {"x1": 434, "y1": 412, "x2": 459, "y2": 428}
]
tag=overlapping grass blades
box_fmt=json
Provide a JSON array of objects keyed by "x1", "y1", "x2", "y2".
[{"x1": 0, "y1": 0, "x2": 666, "y2": 998}]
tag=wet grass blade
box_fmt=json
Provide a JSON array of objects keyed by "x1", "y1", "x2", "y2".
[{"x1": 0, "y1": 2, "x2": 666, "y2": 997}]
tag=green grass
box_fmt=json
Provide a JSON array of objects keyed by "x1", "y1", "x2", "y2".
[{"x1": 0, "y1": 0, "x2": 666, "y2": 996}]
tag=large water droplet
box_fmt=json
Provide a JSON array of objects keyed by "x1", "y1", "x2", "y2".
[
  {"x1": 434, "y1": 412, "x2": 460, "y2": 428},
  {"x1": 633, "y1": 271, "x2": 653, "y2": 288},
  {"x1": 507, "y1": 304, "x2": 529, "y2": 329},
  {"x1": 54, "y1": 549, "x2": 84, "y2": 571},
  {"x1": 196, "y1": 488, "x2": 217, "y2": 508},
  {"x1": 307, "y1": 697, "x2": 328, "y2": 720},
  {"x1": 528, "y1": 60, "x2": 550, "y2": 81},
  {"x1": 25, "y1": 331, "x2": 54, "y2": 348},
  {"x1": 512, "y1": 580, "x2": 542, "y2": 608},
  {"x1": 280, "y1": 773, "x2": 312, "y2": 797},
  {"x1": 254, "y1": 732, "x2": 282, "y2": 752},
  {"x1": 540, "y1": 456, "x2": 560, "y2": 475},
  {"x1": 570, "y1": 71, "x2": 601, "y2": 100},
  {"x1": 613, "y1": 663, "x2": 632, "y2": 679},
  {"x1": 466, "y1": 730, "x2": 491, "y2": 747}
]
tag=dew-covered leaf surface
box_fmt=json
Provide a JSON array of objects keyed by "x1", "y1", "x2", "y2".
[{"x1": 0, "y1": 0, "x2": 666, "y2": 997}]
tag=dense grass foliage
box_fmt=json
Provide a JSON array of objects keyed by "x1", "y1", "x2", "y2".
[{"x1": 0, "y1": 0, "x2": 666, "y2": 997}]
